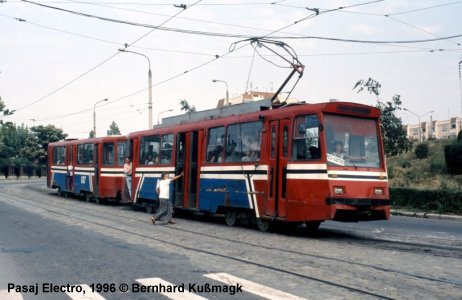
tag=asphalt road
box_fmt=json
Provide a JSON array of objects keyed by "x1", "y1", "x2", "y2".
[{"x1": 1, "y1": 180, "x2": 461, "y2": 300}]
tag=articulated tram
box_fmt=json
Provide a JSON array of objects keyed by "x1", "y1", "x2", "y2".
[
  {"x1": 48, "y1": 100, "x2": 389, "y2": 231},
  {"x1": 48, "y1": 136, "x2": 127, "y2": 203}
]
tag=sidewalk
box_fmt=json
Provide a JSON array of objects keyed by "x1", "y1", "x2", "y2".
[{"x1": 391, "y1": 209, "x2": 462, "y2": 222}]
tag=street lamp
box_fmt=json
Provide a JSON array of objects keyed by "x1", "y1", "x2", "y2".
[
  {"x1": 212, "y1": 79, "x2": 229, "y2": 106},
  {"x1": 404, "y1": 108, "x2": 434, "y2": 142},
  {"x1": 93, "y1": 98, "x2": 108, "y2": 137},
  {"x1": 157, "y1": 109, "x2": 173, "y2": 125},
  {"x1": 119, "y1": 49, "x2": 153, "y2": 129}
]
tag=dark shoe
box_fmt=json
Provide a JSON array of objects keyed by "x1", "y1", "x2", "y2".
[{"x1": 151, "y1": 217, "x2": 156, "y2": 225}]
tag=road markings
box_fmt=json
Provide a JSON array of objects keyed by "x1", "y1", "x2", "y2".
[
  {"x1": 0, "y1": 290, "x2": 23, "y2": 300},
  {"x1": 136, "y1": 278, "x2": 206, "y2": 300},
  {"x1": 204, "y1": 273, "x2": 307, "y2": 300},
  {"x1": 65, "y1": 284, "x2": 105, "y2": 300}
]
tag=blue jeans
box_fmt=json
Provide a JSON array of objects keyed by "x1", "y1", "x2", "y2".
[{"x1": 125, "y1": 175, "x2": 132, "y2": 197}]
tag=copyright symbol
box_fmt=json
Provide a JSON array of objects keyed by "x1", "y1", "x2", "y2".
[{"x1": 119, "y1": 283, "x2": 129, "y2": 293}]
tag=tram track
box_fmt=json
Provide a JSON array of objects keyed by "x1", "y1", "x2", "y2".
[
  {"x1": 2, "y1": 184, "x2": 462, "y2": 296},
  {"x1": 26, "y1": 184, "x2": 462, "y2": 260},
  {"x1": 0, "y1": 187, "x2": 401, "y2": 300}
]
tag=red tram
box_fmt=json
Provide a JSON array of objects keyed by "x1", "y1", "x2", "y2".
[
  {"x1": 48, "y1": 136, "x2": 127, "y2": 203},
  {"x1": 122, "y1": 100, "x2": 389, "y2": 231}
]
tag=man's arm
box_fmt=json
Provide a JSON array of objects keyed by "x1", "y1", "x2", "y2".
[{"x1": 170, "y1": 171, "x2": 184, "y2": 182}]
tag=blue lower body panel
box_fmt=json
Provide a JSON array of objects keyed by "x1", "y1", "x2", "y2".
[{"x1": 199, "y1": 178, "x2": 251, "y2": 213}]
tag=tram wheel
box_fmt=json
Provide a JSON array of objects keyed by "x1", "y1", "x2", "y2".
[
  {"x1": 303, "y1": 221, "x2": 321, "y2": 233},
  {"x1": 146, "y1": 204, "x2": 154, "y2": 215},
  {"x1": 85, "y1": 193, "x2": 92, "y2": 203},
  {"x1": 256, "y1": 218, "x2": 271, "y2": 232},
  {"x1": 224, "y1": 211, "x2": 237, "y2": 226}
]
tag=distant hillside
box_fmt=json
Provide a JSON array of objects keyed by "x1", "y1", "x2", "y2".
[{"x1": 387, "y1": 139, "x2": 462, "y2": 190}]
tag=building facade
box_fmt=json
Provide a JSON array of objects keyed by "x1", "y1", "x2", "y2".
[{"x1": 405, "y1": 117, "x2": 462, "y2": 140}]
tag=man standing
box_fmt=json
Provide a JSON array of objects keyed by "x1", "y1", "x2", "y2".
[
  {"x1": 152, "y1": 171, "x2": 183, "y2": 225},
  {"x1": 123, "y1": 158, "x2": 132, "y2": 197}
]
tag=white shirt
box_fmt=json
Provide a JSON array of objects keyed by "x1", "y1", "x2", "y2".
[{"x1": 156, "y1": 179, "x2": 171, "y2": 199}]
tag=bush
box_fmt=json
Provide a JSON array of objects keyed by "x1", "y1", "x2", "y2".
[
  {"x1": 415, "y1": 143, "x2": 429, "y2": 159},
  {"x1": 444, "y1": 144, "x2": 462, "y2": 175},
  {"x1": 457, "y1": 130, "x2": 462, "y2": 143},
  {"x1": 390, "y1": 187, "x2": 462, "y2": 214}
]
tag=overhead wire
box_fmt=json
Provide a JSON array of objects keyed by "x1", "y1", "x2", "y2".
[
  {"x1": 17, "y1": 0, "x2": 462, "y2": 44},
  {"x1": 13, "y1": 0, "x2": 203, "y2": 112}
]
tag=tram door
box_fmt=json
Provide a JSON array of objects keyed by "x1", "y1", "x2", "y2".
[
  {"x1": 267, "y1": 119, "x2": 290, "y2": 218},
  {"x1": 93, "y1": 143, "x2": 99, "y2": 195},
  {"x1": 66, "y1": 145, "x2": 74, "y2": 192},
  {"x1": 175, "y1": 131, "x2": 200, "y2": 209},
  {"x1": 175, "y1": 133, "x2": 186, "y2": 207}
]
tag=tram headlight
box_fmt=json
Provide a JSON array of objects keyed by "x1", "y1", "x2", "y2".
[
  {"x1": 333, "y1": 186, "x2": 345, "y2": 195},
  {"x1": 374, "y1": 188, "x2": 384, "y2": 195}
]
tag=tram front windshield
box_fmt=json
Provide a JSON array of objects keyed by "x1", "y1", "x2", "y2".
[{"x1": 324, "y1": 114, "x2": 382, "y2": 168}]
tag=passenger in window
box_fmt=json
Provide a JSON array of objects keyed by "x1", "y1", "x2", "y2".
[
  {"x1": 225, "y1": 142, "x2": 240, "y2": 162},
  {"x1": 209, "y1": 146, "x2": 223, "y2": 163},
  {"x1": 242, "y1": 149, "x2": 258, "y2": 162},
  {"x1": 243, "y1": 134, "x2": 259, "y2": 151},
  {"x1": 145, "y1": 154, "x2": 155, "y2": 165},
  {"x1": 161, "y1": 154, "x2": 171, "y2": 164},
  {"x1": 332, "y1": 141, "x2": 367, "y2": 161}
]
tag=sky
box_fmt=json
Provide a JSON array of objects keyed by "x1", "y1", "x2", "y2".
[{"x1": 1, "y1": 0, "x2": 462, "y2": 138}]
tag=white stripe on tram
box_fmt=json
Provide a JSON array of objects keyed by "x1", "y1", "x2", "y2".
[
  {"x1": 287, "y1": 163, "x2": 327, "y2": 170},
  {"x1": 135, "y1": 278, "x2": 207, "y2": 300},
  {"x1": 201, "y1": 165, "x2": 268, "y2": 172},
  {"x1": 65, "y1": 284, "x2": 105, "y2": 300},
  {"x1": 204, "y1": 273, "x2": 307, "y2": 300},
  {"x1": 0, "y1": 289, "x2": 23, "y2": 300},
  {"x1": 136, "y1": 167, "x2": 175, "y2": 172},
  {"x1": 100, "y1": 173, "x2": 125, "y2": 177}
]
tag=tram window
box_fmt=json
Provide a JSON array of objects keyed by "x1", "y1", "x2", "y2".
[
  {"x1": 160, "y1": 134, "x2": 173, "y2": 164},
  {"x1": 77, "y1": 144, "x2": 95, "y2": 165},
  {"x1": 271, "y1": 126, "x2": 276, "y2": 158},
  {"x1": 117, "y1": 142, "x2": 127, "y2": 166},
  {"x1": 292, "y1": 115, "x2": 320, "y2": 161},
  {"x1": 53, "y1": 146, "x2": 65, "y2": 165},
  {"x1": 102, "y1": 143, "x2": 115, "y2": 166},
  {"x1": 139, "y1": 135, "x2": 160, "y2": 165},
  {"x1": 225, "y1": 122, "x2": 262, "y2": 163},
  {"x1": 283, "y1": 126, "x2": 289, "y2": 157},
  {"x1": 225, "y1": 125, "x2": 240, "y2": 162},
  {"x1": 324, "y1": 114, "x2": 381, "y2": 168},
  {"x1": 207, "y1": 127, "x2": 225, "y2": 163}
]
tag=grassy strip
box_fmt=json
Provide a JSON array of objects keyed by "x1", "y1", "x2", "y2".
[{"x1": 390, "y1": 187, "x2": 462, "y2": 214}]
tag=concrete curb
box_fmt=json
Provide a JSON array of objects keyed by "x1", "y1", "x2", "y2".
[{"x1": 391, "y1": 209, "x2": 462, "y2": 222}]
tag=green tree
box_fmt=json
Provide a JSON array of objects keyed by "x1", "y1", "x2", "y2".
[
  {"x1": 89, "y1": 130, "x2": 95, "y2": 138},
  {"x1": 30, "y1": 125, "x2": 67, "y2": 164},
  {"x1": 107, "y1": 121, "x2": 121, "y2": 135},
  {"x1": 353, "y1": 78, "x2": 413, "y2": 156},
  {"x1": 179, "y1": 99, "x2": 196, "y2": 114},
  {"x1": 0, "y1": 96, "x2": 15, "y2": 126}
]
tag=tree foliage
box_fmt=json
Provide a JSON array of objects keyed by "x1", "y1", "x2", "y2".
[
  {"x1": 0, "y1": 123, "x2": 66, "y2": 165},
  {"x1": 30, "y1": 125, "x2": 67, "y2": 164},
  {"x1": 179, "y1": 99, "x2": 196, "y2": 114},
  {"x1": 415, "y1": 143, "x2": 429, "y2": 159},
  {"x1": 89, "y1": 130, "x2": 95, "y2": 138},
  {"x1": 107, "y1": 121, "x2": 121, "y2": 136},
  {"x1": 353, "y1": 78, "x2": 413, "y2": 156},
  {"x1": 0, "y1": 96, "x2": 15, "y2": 126}
]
